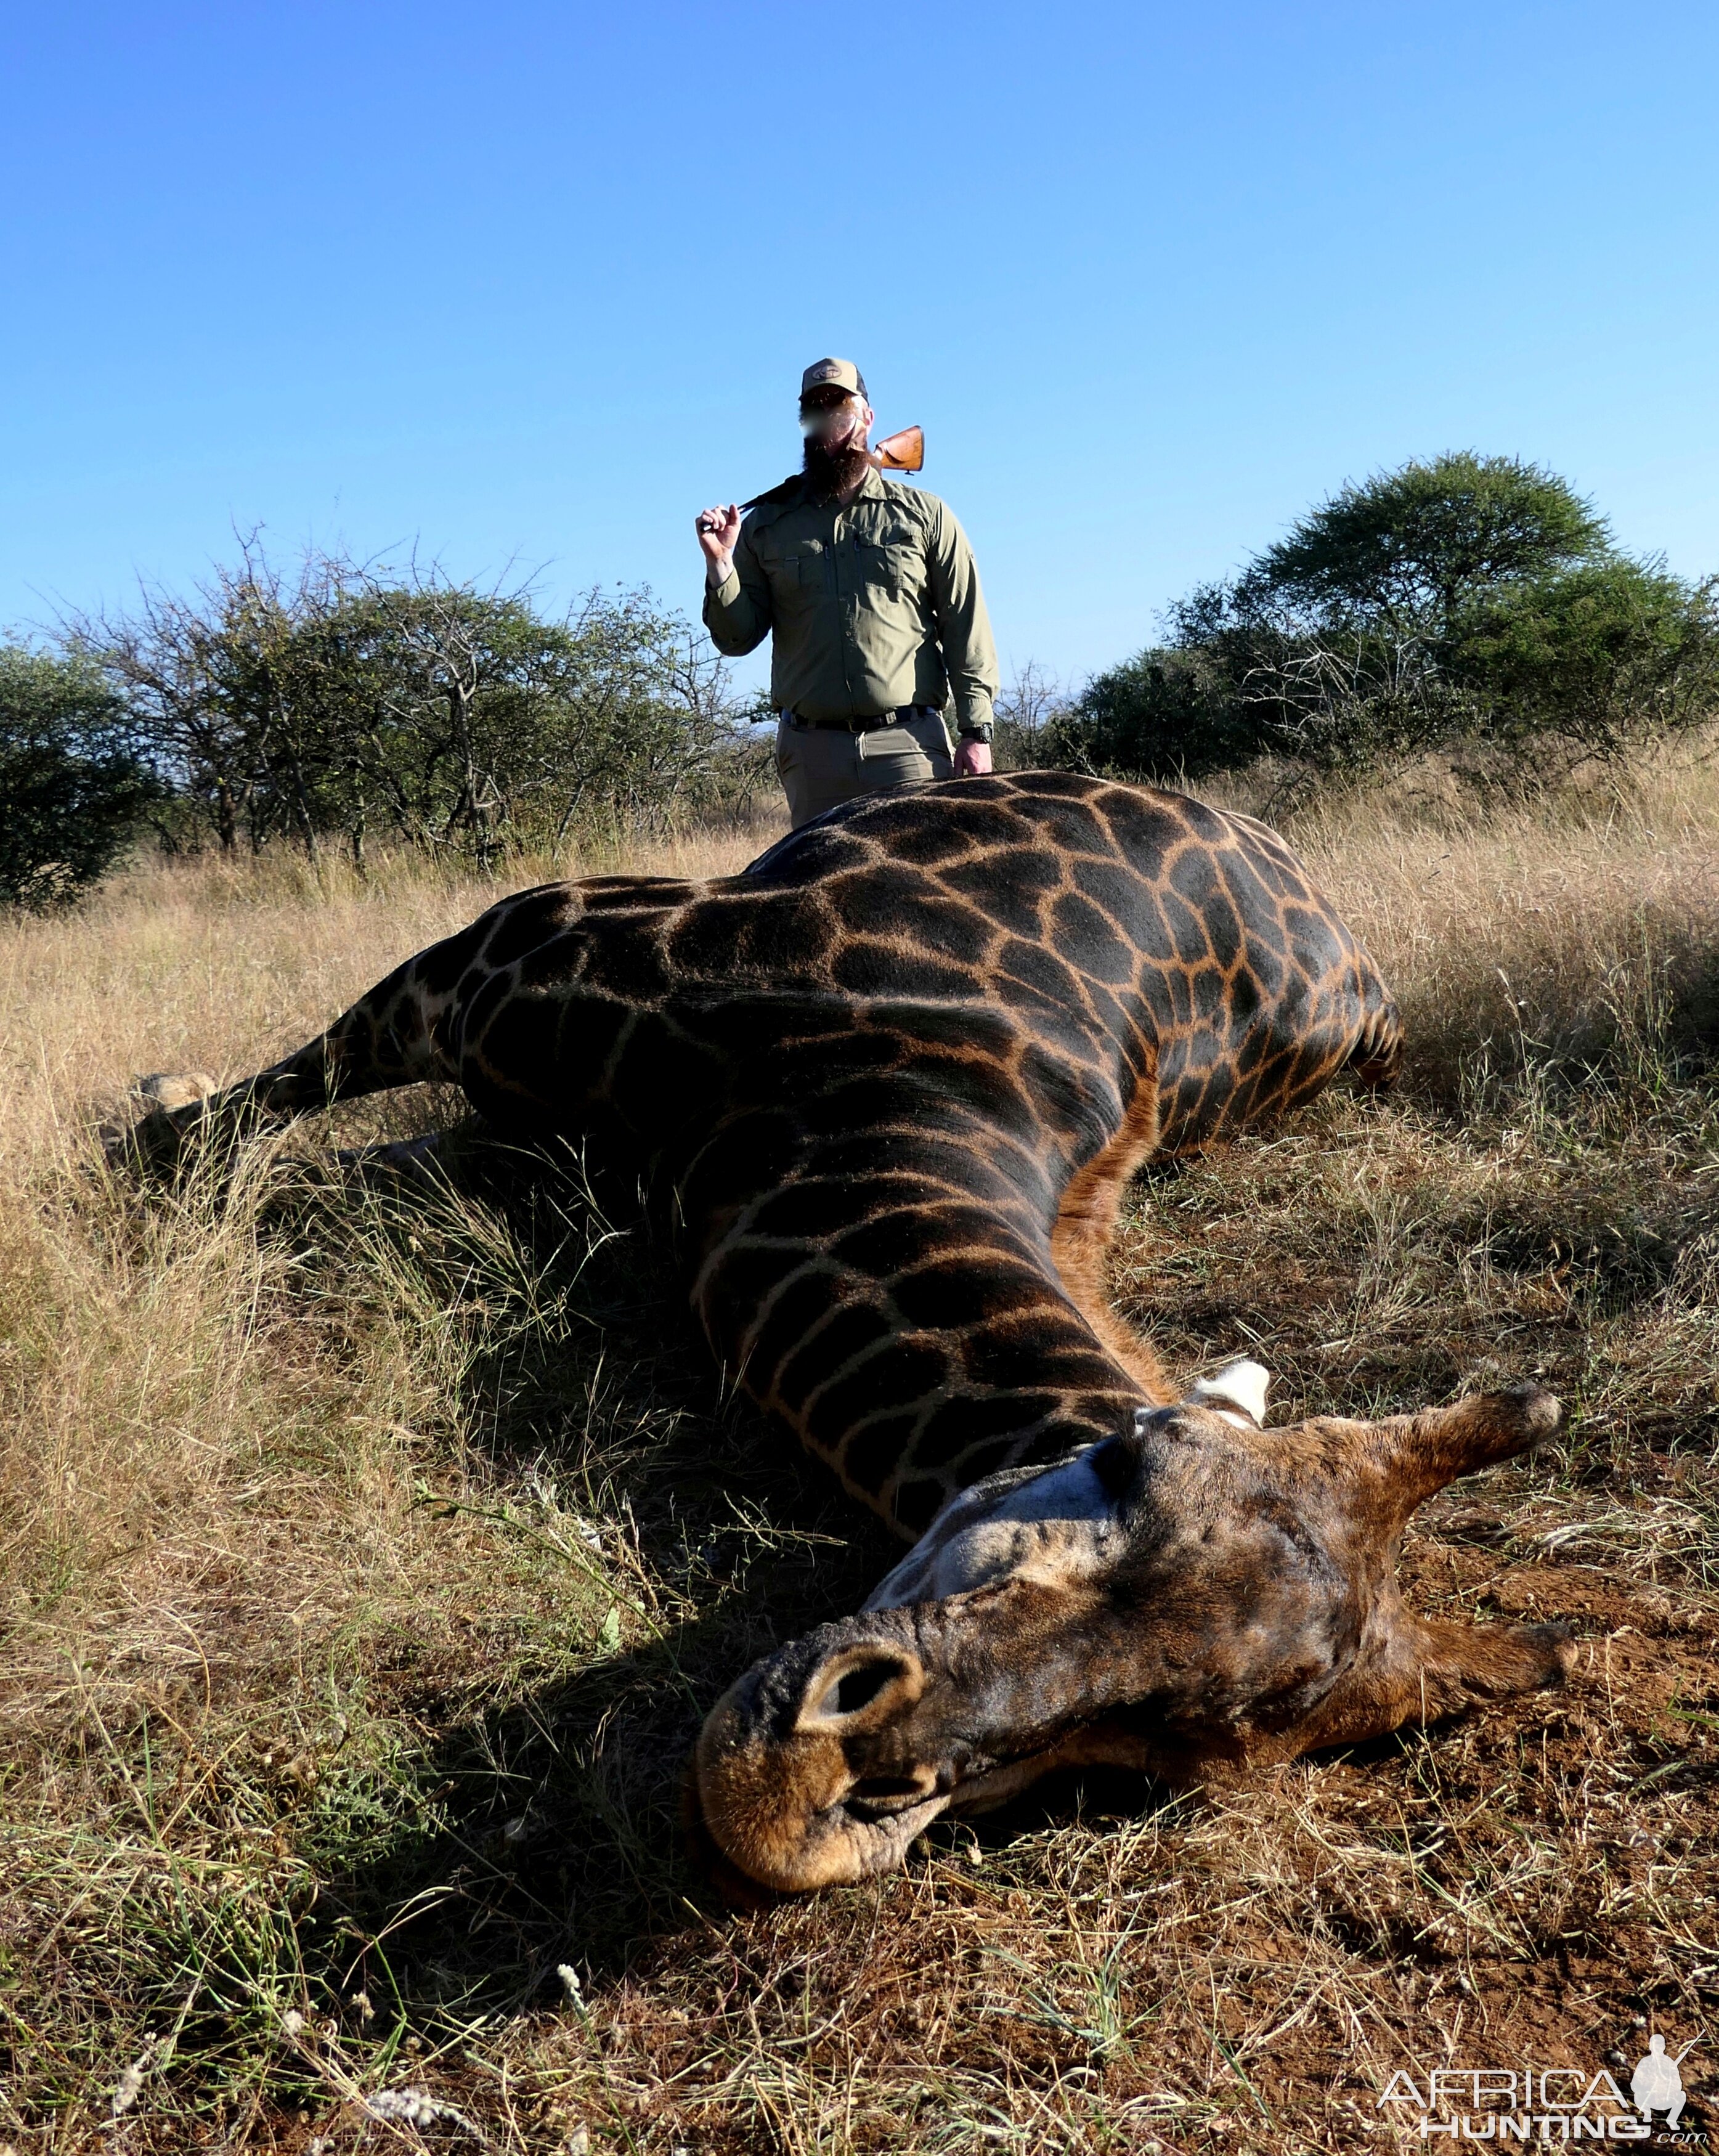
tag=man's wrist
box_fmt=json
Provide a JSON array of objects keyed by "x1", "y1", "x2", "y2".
[
  {"x1": 957, "y1": 718, "x2": 994, "y2": 742},
  {"x1": 705, "y1": 556, "x2": 736, "y2": 591}
]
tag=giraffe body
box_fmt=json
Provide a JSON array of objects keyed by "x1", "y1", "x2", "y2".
[
  {"x1": 124, "y1": 773, "x2": 1570, "y2": 1894},
  {"x1": 211, "y1": 774, "x2": 1399, "y2": 1535}
]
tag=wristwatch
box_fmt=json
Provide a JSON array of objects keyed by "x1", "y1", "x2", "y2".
[{"x1": 957, "y1": 720, "x2": 994, "y2": 743}]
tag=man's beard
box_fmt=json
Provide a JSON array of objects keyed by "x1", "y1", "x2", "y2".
[{"x1": 802, "y1": 434, "x2": 871, "y2": 503}]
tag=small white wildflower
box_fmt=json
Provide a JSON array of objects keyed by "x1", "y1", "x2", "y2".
[
  {"x1": 556, "y1": 1963, "x2": 583, "y2": 2003},
  {"x1": 367, "y1": 2088, "x2": 441, "y2": 2128},
  {"x1": 109, "y1": 2056, "x2": 148, "y2": 2118},
  {"x1": 364, "y1": 2087, "x2": 485, "y2": 2141}
]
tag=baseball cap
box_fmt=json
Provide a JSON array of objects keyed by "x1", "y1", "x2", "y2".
[{"x1": 800, "y1": 356, "x2": 868, "y2": 402}]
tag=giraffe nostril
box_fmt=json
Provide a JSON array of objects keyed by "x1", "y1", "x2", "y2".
[
  {"x1": 832, "y1": 1659, "x2": 900, "y2": 1715},
  {"x1": 843, "y1": 1768, "x2": 938, "y2": 1818}
]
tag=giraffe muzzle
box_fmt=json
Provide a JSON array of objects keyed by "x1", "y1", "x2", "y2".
[{"x1": 693, "y1": 1613, "x2": 958, "y2": 1892}]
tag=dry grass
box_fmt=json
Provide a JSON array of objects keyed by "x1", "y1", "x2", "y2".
[{"x1": 2, "y1": 762, "x2": 1717, "y2": 2151}]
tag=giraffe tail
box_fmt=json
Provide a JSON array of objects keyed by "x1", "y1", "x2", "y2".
[{"x1": 1346, "y1": 988, "x2": 1404, "y2": 1092}]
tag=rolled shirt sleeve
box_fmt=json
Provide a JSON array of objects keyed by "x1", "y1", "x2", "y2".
[
  {"x1": 925, "y1": 499, "x2": 999, "y2": 734},
  {"x1": 701, "y1": 526, "x2": 773, "y2": 656}
]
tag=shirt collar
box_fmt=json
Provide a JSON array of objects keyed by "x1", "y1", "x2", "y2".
[{"x1": 790, "y1": 463, "x2": 890, "y2": 510}]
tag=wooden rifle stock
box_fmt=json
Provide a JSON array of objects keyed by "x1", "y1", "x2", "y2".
[{"x1": 741, "y1": 425, "x2": 924, "y2": 510}]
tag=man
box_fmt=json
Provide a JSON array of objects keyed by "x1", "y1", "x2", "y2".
[{"x1": 696, "y1": 357, "x2": 997, "y2": 828}]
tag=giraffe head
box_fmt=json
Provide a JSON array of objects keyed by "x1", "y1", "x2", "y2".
[{"x1": 693, "y1": 1370, "x2": 1572, "y2": 1894}]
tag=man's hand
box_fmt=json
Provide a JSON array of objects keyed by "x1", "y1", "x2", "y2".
[
  {"x1": 696, "y1": 504, "x2": 742, "y2": 584},
  {"x1": 954, "y1": 738, "x2": 993, "y2": 778}
]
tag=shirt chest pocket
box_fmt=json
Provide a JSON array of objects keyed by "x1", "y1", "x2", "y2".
[
  {"x1": 855, "y1": 526, "x2": 925, "y2": 603},
  {"x1": 758, "y1": 535, "x2": 828, "y2": 605}
]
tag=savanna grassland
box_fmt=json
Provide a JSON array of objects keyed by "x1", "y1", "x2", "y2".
[{"x1": 2, "y1": 763, "x2": 1718, "y2": 2154}]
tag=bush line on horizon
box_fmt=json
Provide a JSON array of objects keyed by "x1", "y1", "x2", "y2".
[{"x1": 2, "y1": 451, "x2": 1717, "y2": 912}]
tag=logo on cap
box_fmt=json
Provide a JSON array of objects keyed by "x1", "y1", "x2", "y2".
[{"x1": 800, "y1": 356, "x2": 866, "y2": 400}]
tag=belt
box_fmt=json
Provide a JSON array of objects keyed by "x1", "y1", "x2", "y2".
[{"x1": 781, "y1": 706, "x2": 940, "y2": 733}]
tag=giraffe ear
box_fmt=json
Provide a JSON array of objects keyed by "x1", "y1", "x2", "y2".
[
  {"x1": 794, "y1": 1644, "x2": 925, "y2": 1735},
  {"x1": 1351, "y1": 1382, "x2": 1562, "y2": 1524}
]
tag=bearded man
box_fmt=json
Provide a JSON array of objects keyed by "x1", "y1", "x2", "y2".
[{"x1": 696, "y1": 357, "x2": 998, "y2": 829}]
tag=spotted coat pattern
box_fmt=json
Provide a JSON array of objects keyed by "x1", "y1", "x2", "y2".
[{"x1": 182, "y1": 774, "x2": 1401, "y2": 1537}]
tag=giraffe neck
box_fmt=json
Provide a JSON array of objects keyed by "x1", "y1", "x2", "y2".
[{"x1": 683, "y1": 1108, "x2": 1166, "y2": 1540}]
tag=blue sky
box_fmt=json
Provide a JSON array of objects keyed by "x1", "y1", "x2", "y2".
[{"x1": 4, "y1": 1, "x2": 1715, "y2": 694}]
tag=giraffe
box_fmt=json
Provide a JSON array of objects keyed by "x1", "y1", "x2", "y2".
[{"x1": 118, "y1": 772, "x2": 1572, "y2": 1894}]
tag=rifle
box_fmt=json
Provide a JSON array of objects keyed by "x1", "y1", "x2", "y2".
[{"x1": 739, "y1": 426, "x2": 924, "y2": 511}]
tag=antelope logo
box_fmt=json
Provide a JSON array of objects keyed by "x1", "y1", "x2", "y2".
[{"x1": 1377, "y1": 2035, "x2": 1702, "y2": 2143}]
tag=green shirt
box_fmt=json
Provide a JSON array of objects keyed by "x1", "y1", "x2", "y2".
[{"x1": 702, "y1": 468, "x2": 999, "y2": 733}]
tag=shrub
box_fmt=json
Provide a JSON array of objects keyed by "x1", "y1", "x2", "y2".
[
  {"x1": 1042, "y1": 645, "x2": 1258, "y2": 782},
  {"x1": 1447, "y1": 558, "x2": 1719, "y2": 765},
  {"x1": 1050, "y1": 455, "x2": 1718, "y2": 786},
  {"x1": 0, "y1": 646, "x2": 164, "y2": 906}
]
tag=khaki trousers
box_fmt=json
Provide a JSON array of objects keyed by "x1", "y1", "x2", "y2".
[{"x1": 776, "y1": 711, "x2": 954, "y2": 828}]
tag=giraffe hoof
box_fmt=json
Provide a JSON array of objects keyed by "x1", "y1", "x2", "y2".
[
  {"x1": 102, "y1": 1072, "x2": 221, "y2": 1171},
  {"x1": 335, "y1": 1134, "x2": 447, "y2": 1181},
  {"x1": 134, "y1": 1072, "x2": 219, "y2": 1113}
]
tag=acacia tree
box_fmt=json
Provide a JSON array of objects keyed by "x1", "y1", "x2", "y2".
[
  {"x1": 993, "y1": 661, "x2": 1075, "y2": 770},
  {"x1": 73, "y1": 577, "x2": 256, "y2": 852},
  {"x1": 74, "y1": 544, "x2": 763, "y2": 864},
  {"x1": 66, "y1": 538, "x2": 364, "y2": 855},
  {"x1": 1244, "y1": 453, "x2": 1611, "y2": 638},
  {"x1": 308, "y1": 577, "x2": 754, "y2": 859},
  {"x1": 315, "y1": 579, "x2": 579, "y2": 864}
]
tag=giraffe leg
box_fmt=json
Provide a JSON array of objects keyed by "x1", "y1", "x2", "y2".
[
  {"x1": 110, "y1": 945, "x2": 463, "y2": 1171},
  {"x1": 1292, "y1": 1613, "x2": 1574, "y2": 1757}
]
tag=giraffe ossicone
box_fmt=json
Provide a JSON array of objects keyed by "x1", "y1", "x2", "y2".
[
  {"x1": 114, "y1": 773, "x2": 1572, "y2": 1897},
  {"x1": 1187, "y1": 1357, "x2": 1270, "y2": 1426}
]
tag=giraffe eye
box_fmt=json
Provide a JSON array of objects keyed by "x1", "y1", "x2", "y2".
[{"x1": 1087, "y1": 1436, "x2": 1136, "y2": 1502}]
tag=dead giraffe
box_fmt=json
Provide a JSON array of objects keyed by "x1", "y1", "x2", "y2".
[{"x1": 120, "y1": 773, "x2": 1572, "y2": 1893}]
